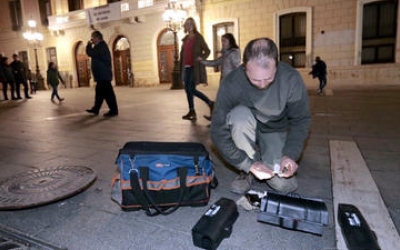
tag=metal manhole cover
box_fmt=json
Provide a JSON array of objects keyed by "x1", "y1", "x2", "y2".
[{"x1": 0, "y1": 166, "x2": 96, "y2": 210}]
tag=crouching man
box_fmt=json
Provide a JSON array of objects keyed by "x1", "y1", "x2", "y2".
[{"x1": 210, "y1": 38, "x2": 311, "y2": 194}]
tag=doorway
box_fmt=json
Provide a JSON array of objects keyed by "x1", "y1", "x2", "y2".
[
  {"x1": 74, "y1": 41, "x2": 90, "y2": 87},
  {"x1": 157, "y1": 29, "x2": 176, "y2": 84},
  {"x1": 113, "y1": 36, "x2": 132, "y2": 86}
]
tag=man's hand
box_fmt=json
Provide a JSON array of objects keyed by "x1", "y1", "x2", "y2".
[
  {"x1": 249, "y1": 162, "x2": 274, "y2": 180},
  {"x1": 278, "y1": 156, "x2": 298, "y2": 178}
]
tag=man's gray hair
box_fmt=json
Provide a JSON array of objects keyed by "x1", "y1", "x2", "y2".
[{"x1": 243, "y1": 38, "x2": 278, "y2": 67}]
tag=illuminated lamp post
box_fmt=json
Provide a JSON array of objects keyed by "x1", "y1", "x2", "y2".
[
  {"x1": 162, "y1": 0, "x2": 187, "y2": 89},
  {"x1": 23, "y1": 20, "x2": 44, "y2": 90}
]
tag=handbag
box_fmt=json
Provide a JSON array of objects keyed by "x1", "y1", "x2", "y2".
[{"x1": 111, "y1": 141, "x2": 218, "y2": 216}]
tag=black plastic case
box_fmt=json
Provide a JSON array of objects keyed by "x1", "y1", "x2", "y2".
[
  {"x1": 192, "y1": 198, "x2": 239, "y2": 250},
  {"x1": 257, "y1": 192, "x2": 329, "y2": 235},
  {"x1": 338, "y1": 203, "x2": 381, "y2": 250}
]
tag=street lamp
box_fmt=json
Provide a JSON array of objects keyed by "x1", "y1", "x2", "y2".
[
  {"x1": 162, "y1": 0, "x2": 187, "y2": 90},
  {"x1": 23, "y1": 20, "x2": 44, "y2": 90}
]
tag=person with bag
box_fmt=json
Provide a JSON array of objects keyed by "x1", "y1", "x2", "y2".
[
  {"x1": 199, "y1": 33, "x2": 241, "y2": 121},
  {"x1": 211, "y1": 38, "x2": 311, "y2": 194},
  {"x1": 85, "y1": 30, "x2": 119, "y2": 117},
  {"x1": 47, "y1": 62, "x2": 65, "y2": 103},
  {"x1": 180, "y1": 17, "x2": 214, "y2": 121},
  {"x1": 309, "y1": 56, "x2": 327, "y2": 95}
]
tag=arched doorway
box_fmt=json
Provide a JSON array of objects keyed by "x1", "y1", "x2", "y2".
[
  {"x1": 113, "y1": 36, "x2": 132, "y2": 86},
  {"x1": 157, "y1": 29, "x2": 175, "y2": 84},
  {"x1": 74, "y1": 41, "x2": 90, "y2": 87}
]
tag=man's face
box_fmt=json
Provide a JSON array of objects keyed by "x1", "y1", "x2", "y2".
[
  {"x1": 90, "y1": 35, "x2": 100, "y2": 45},
  {"x1": 245, "y1": 60, "x2": 277, "y2": 89}
]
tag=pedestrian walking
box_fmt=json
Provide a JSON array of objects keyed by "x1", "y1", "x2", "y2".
[
  {"x1": 199, "y1": 33, "x2": 241, "y2": 82},
  {"x1": 199, "y1": 32, "x2": 241, "y2": 120},
  {"x1": 180, "y1": 17, "x2": 214, "y2": 121},
  {"x1": 85, "y1": 30, "x2": 119, "y2": 117},
  {"x1": 47, "y1": 62, "x2": 65, "y2": 103},
  {"x1": 309, "y1": 56, "x2": 327, "y2": 95}
]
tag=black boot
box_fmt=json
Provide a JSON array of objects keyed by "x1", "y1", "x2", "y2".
[
  {"x1": 204, "y1": 101, "x2": 214, "y2": 121},
  {"x1": 182, "y1": 110, "x2": 197, "y2": 121}
]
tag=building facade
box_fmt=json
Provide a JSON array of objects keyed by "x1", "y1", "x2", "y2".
[{"x1": 1, "y1": 0, "x2": 399, "y2": 90}]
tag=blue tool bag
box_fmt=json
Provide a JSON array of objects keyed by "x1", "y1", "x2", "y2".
[{"x1": 111, "y1": 141, "x2": 218, "y2": 216}]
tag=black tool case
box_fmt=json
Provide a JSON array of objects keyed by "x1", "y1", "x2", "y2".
[
  {"x1": 257, "y1": 192, "x2": 329, "y2": 235},
  {"x1": 192, "y1": 198, "x2": 239, "y2": 250},
  {"x1": 338, "y1": 203, "x2": 381, "y2": 250}
]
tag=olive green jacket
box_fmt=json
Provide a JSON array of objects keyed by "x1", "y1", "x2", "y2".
[{"x1": 179, "y1": 32, "x2": 210, "y2": 84}]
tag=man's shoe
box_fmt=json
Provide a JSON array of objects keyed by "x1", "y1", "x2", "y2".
[
  {"x1": 59, "y1": 98, "x2": 64, "y2": 102},
  {"x1": 230, "y1": 172, "x2": 254, "y2": 194},
  {"x1": 26, "y1": 96, "x2": 32, "y2": 99},
  {"x1": 103, "y1": 111, "x2": 118, "y2": 117},
  {"x1": 86, "y1": 109, "x2": 99, "y2": 115},
  {"x1": 12, "y1": 97, "x2": 18, "y2": 100},
  {"x1": 182, "y1": 110, "x2": 197, "y2": 120},
  {"x1": 203, "y1": 115, "x2": 212, "y2": 121}
]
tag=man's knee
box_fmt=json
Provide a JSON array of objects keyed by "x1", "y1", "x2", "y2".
[
  {"x1": 228, "y1": 105, "x2": 255, "y2": 129},
  {"x1": 267, "y1": 176, "x2": 298, "y2": 193},
  {"x1": 227, "y1": 105, "x2": 258, "y2": 159}
]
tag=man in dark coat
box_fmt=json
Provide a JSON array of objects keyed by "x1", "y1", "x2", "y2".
[
  {"x1": 1, "y1": 57, "x2": 17, "y2": 100},
  {"x1": 10, "y1": 54, "x2": 32, "y2": 99},
  {"x1": 85, "y1": 30, "x2": 119, "y2": 117},
  {"x1": 309, "y1": 56, "x2": 327, "y2": 95}
]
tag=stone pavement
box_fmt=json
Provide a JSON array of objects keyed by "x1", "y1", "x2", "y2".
[{"x1": 0, "y1": 85, "x2": 399, "y2": 250}]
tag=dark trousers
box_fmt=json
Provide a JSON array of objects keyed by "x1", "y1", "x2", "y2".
[
  {"x1": 2, "y1": 81, "x2": 16, "y2": 100},
  {"x1": 183, "y1": 67, "x2": 211, "y2": 110},
  {"x1": 92, "y1": 80, "x2": 118, "y2": 113},
  {"x1": 318, "y1": 75, "x2": 327, "y2": 92},
  {"x1": 15, "y1": 81, "x2": 30, "y2": 98},
  {"x1": 51, "y1": 84, "x2": 61, "y2": 100}
]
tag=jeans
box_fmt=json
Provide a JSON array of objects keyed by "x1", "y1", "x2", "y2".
[
  {"x1": 227, "y1": 105, "x2": 298, "y2": 192},
  {"x1": 183, "y1": 67, "x2": 211, "y2": 110},
  {"x1": 51, "y1": 84, "x2": 61, "y2": 100}
]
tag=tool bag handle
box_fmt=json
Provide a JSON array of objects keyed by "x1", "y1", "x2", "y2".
[{"x1": 129, "y1": 167, "x2": 187, "y2": 216}]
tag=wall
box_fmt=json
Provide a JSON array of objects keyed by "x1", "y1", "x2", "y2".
[
  {"x1": 0, "y1": 0, "x2": 399, "y2": 90},
  {"x1": 201, "y1": 0, "x2": 400, "y2": 89}
]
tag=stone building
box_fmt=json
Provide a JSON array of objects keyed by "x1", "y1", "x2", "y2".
[{"x1": 0, "y1": 0, "x2": 399, "y2": 90}]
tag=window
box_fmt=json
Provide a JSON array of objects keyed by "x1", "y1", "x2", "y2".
[
  {"x1": 212, "y1": 22, "x2": 234, "y2": 72},
  {"x1": 279, "y1": 12, "x2": 306, "y2": 68},
  {"x1": 362, "y1": 0, "x2": 397, "y2": 64},
  {"x1": 38, "y1": 0, "x2": 51, "y2": 26},
  {"x1": 46, "y1": 47, "x2": 58, "y2": 66},
  {"x1": 68, "y1": 0, "x2": 83, "y2": 12},
  {"x1": 138, "y1": 0, "x2": 153, "y2": 8},
  {"x1": 9, "y1": 0, "x2": 22, "y2": 31}
]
